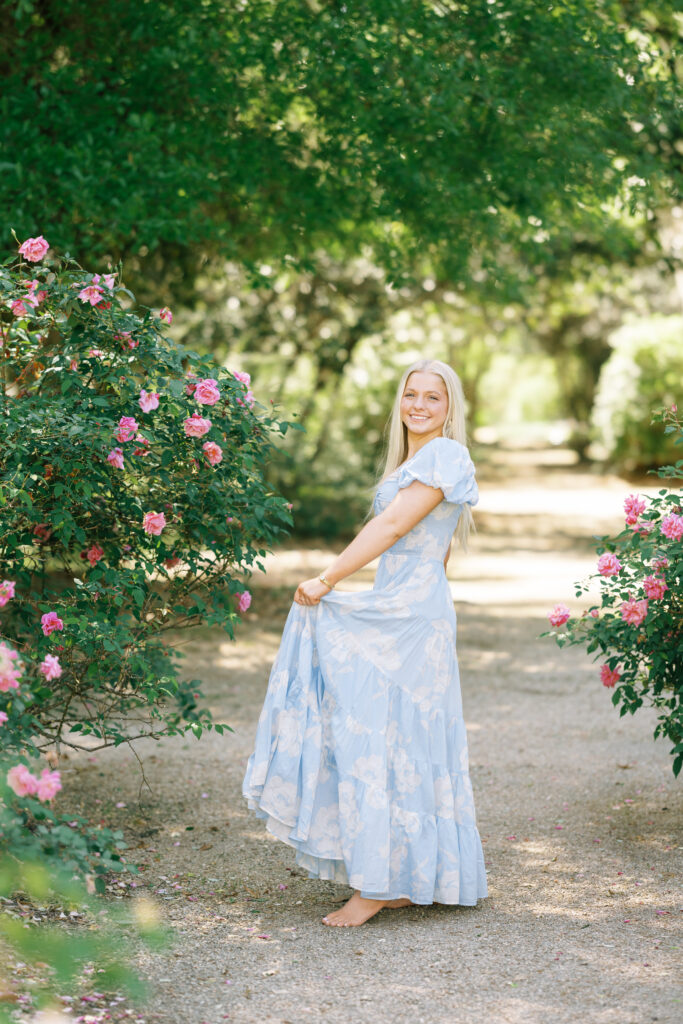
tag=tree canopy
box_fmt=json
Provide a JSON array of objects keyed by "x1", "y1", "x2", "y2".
[{"x1": 3, "y1": 0, "x2": 679, "y2": 292}]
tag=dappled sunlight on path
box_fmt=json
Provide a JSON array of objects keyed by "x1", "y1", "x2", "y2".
[{"x1": 59, "y1": 447, "x2": 681, "y2": 1024}]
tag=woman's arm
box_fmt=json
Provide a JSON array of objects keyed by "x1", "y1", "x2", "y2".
[
  {"x1": 293, "y1": 481, "x2": 445, "y2": 604},
  {"x1": 322, "y1": 481, "x2": 444, "y2": 585}
]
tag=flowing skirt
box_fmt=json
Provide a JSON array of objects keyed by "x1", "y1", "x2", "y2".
[{"x1": 242, "y1": 554, "x2": 488, "y2": 905}]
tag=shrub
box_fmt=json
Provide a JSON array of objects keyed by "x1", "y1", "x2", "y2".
[
  {"x1": 592, "y1": 315, "x2": 683, "y2": 470},
  {"x1": 0, "y1": 233, "x2": 296, "y2": 1019},
  {"x1": 0, "y1": 235, "x2": 296, "y2": 878},
  {"x1": 544, "y1": 405, "x2": 682, "y2": 776}
]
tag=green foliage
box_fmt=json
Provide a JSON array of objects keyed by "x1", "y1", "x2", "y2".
[
  {"x1": 0, "y1": 763, "x2": 129, "y2": 888},
  {"x1": 592, "y1": 316, "x2": 683, "y2": 469},
  {"x1": 0, "y1": 239, "x2": 296, "y2": 876},
  {"x1": 544, "y1": 407, "x2": 683, "y2": 776},
  {"x1": 2, "y1": 1, "x2": 679, "y2": 293},
  {"x1": 191, "y1": 252, "x2": 512, "y2": 535},
  {"x1": 4, "y1": 0, "x2": 680, "y2": 484},
  {"x1": 0, "y1": 238, "x2": 292, "y2": 1014},
  {"x1": 0, "y1": 844, "x2": 168, "y2": 1023}
]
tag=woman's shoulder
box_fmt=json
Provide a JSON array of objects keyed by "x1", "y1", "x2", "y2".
[
  {"x1": 417, "y1": 436, "x2": 472, "y2": 461},
  {"x1": 397, "y1": 434, "x2": 478, "y2": 506}
]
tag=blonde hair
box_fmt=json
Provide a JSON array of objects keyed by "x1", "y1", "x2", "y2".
[{"x1": 368, "y1": 358, "x2": 475, "y2": 551}]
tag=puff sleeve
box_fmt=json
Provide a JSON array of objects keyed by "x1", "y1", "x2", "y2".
[{"x1": 396, "y1": 437, "x2": 478, "y2": 507}]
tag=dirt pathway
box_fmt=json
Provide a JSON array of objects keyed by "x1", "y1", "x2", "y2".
[{"x1": 59, "y1": 447, "x2": 681, "y2": 1024}]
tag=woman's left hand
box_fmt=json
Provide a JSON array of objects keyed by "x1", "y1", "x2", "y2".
[{"x1": 294, "y1": 577, "x2": 331, "y2": 606}]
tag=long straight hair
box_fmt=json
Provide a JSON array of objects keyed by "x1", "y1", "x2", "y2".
[{"x1": 368, "y1": 359, "x2": 475, "y2": 551}]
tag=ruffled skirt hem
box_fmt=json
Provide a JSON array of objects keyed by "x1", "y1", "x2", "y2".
[{"x1": 244, "y1": 792, "x2": 489, "y2": 907}]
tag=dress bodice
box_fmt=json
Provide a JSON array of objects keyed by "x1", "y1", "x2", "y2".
[{"x1": 372, "y1": 437, "x2": 478, "y2": 563}]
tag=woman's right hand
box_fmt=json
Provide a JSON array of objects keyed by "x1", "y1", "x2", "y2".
[{"x1": 293, "y1": 577, "x2": 332, "y2": 606}]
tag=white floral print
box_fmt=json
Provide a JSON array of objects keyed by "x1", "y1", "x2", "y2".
[{"x1": 243, "y1": 436, "x2": 488, "y2": 906}]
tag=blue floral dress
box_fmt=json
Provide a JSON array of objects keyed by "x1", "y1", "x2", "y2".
[{"x1": 242, "y1": 436, "x2": 488, "y2": 906}]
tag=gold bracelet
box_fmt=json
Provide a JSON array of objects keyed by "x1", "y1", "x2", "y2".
[{"x1": 319, "y1": 574, "x2": 335, "y2": 590}]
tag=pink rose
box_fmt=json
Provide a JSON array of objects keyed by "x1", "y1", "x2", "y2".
[
  {"x1": 642, "y1": 575, "x2": 668, "y2": 600},
  {"x1": 194, "y1": 378, "x2": 221, "y2": 405},
  {"x1": 7, "y1": 764, "x2": 39, "y2": 797},
  {"x1": 24, "y1": 282, "x2": 47, "y2": 306},
  {"x1": 588, "y1": 607, "x2": 600, "y2": 618},
  {"x1": 85, "y1": 544, "x2": 104, "y2": 567},
  {"x1": 107, "y1": 447, "x2": 124, "y2": 469},
  {"x1": 237, "y1": 591, "x2": 252, "y2": 613},
  {"x1": 142, "y1": 511, "x2": 166, "y2": 535},
  {"x1": 93, "y1": 272, "x2": 116, "y2": 290},
  {"x1": 133, "y1": 435, "x2": 150, "y2": 456},
  {"x1": 236, "y1": 389, "x2": 255, "y2": 409},
  {"x1": 70, "y1": 357, "x2": 79, "y2": 371},
  {"x1": 115, "y1": 416, "x2": 139, "y2": 443},
  {"x1": 139, "y1": 389, "x2": 160, "y2": 413},
  {"x1": 10, "y1": 299, "x2": 29, "y2": 317},
  {"x1": 547, "y1": 604, "x2": 571, "y2": 628},
  {"x1": 88, "y1": 348, "x2": 105, "y2": 358},
  {"x1": 36, "y1": 768, "x2": 62, "y2": 802},
  {"x1": 78, "y1": 284, "x2": 105, "y2": 306},
  {"x1": 0, "y1": 642, "x2": 23, "y2": 692},
  {"x1": 23, "y1": 279, "x2": 42, "y2": 307},
  {"x1": 620, "y1": 597, "x2": 648, "y2": 627},
  {"x1": 0, "y1": 579, "x2": 16, "y2": 607},
  {"x1": 18, "y1": 236, "x2": 49, "y2": 262},
  {"x1": 0, "y1": 711, "x2": 8, "y2": 725},
  {"x1": 233, "y1": 370, "x2": 251, "y2": 386},
  {"x1": 631, "y1": 520, "x2": 654, "y2": 535},
  {"x1": 33, "y1": 522, "x2": 52, "y2": 542},
  {"x1": 202, "y1": 441, "x2": 223, "y2": 466},
  {"x1": 623, "y1": 494, "x2": 646, "y2": 525},
  {"x1": 600, "y1": 664, "x2": 621, "y2": 688},
  {"x1": 185, "y1": 371, "x2": 198, "y2": 396},
  {"x1": 183, "y1": 413, "x2": 212, "y2": 438},
  {"x1": 41, "y1": 611, "x2": 64, "y2": 636},
  {"x1": 115, "y1": 331, "x2": 137, "y2": 349},
  {"x1": 597, "y1": 553, "x2": 621, "y2": 577},
  {"x1": 40, "y1": 654, "x2": 62, "y2": 680},
  {"x1": 652, "y1": 556, "x2": 669, "y2": 571},
  {"x1": 158, "y1": 307, "x2": 173, "y2": 324},
  {"x1": 660, "y1": 513, "x2": 683, "y2": 541}
]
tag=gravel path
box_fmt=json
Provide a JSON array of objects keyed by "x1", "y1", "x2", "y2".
[{"x1": 59, "y1": 447, "x2": 682, "y2": 1024}]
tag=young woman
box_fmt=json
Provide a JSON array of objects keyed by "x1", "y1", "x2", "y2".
[{"x1": 242, "y1": 358, "x2": 488, "y2": 927}]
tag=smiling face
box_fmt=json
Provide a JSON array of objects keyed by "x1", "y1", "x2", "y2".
[{"x1": 400, "y1": 371, "x2": 449, "y2": 443}]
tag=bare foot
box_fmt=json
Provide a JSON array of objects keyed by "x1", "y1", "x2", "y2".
[{"x1": 322, "y1": 891, "x2": 414, "y2": 927}]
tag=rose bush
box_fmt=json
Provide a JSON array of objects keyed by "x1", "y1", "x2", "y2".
[
  {"x1": 0, "y1": 234, "x2": 295, "y2": 1013},
  {"x1": 0, "y1": 236, "x2": 297, "y2": 881},
  {"x1": 544, "y1": 406, "x2": 682, "y2": 776}
]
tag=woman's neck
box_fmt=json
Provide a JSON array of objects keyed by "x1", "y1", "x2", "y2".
[{"x1": 404, "y1": 429, "x2": 444, "y2": 460}]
